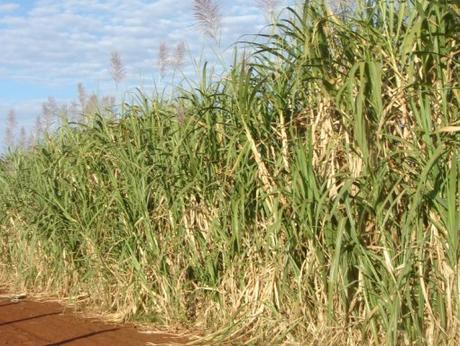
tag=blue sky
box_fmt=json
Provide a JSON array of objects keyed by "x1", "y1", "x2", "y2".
[{"x1": 0, "y1": 0, "x2": 296, "y2": 151}]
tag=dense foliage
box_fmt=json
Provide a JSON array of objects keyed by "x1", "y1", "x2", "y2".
[{"x1": 1, "y1": 1, "x2": 459, "y2": 344}]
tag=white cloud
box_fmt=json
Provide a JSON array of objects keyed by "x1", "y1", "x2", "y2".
[{"x1": 0, "y1": 3, "x2": 19, "y2": 13}]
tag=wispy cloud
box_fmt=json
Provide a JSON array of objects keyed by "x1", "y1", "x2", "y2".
[
  {"x1": 0, "y1": 0, "x2": 292, "y2": 86},
  {"x1": 0, "y1": 3, "x2": 20, "y2": 13}
]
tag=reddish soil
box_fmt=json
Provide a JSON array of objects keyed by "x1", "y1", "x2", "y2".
[{"x1": 0, "y1": 292, "x2": 187, "y2": 346}]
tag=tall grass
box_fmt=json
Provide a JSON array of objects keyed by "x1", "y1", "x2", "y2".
[{"x1": 1, "y1": 0, "x2": 459, "y2": 344}]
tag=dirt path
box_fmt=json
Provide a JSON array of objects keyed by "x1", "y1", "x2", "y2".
[{"x1": 0, "y1": 292, "x2": 187, "y2": 345}]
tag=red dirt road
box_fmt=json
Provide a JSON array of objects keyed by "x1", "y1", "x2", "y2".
[{"x1": 0, "y1": 293, "x2": 187, "y2": 345}]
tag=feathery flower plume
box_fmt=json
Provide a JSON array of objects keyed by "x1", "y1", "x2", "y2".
[
  {"x1": 193, "y1": 0, "x2": 221, "y2": 41},
  {"x1": 5, "y1": 109, "x2": 16, "y2": 148},
  {"x1": 18, "y1": 127, "x2": 26, "y2": 149},
  {"x1": 173, "y1": 41, "x2": 187, "y2": 71},
  {"x1": 110, "y1": 51, "x2": 126, "y2": 88},
  {"x1": 27, "y1": 132, "x2": 36, "y2": 149},
  {"x1": 68, "y1": 101, "x2": 80, "y2": 122},
  {"x1": 255, "y1": 0, "x2": 279, "y2": 18},
  {"x1": 158, "y1": 41, "x2": 170, "y2": 77},
  {"x1": 41, "y1": 97, "x2": 58, "y2": 133},
  {"x1": 34, "y1": 115, "x2": 43, "y2": 142},
  {"x1": 85, "y1": 94, "x2": 99, "y2": 117},
  {"x1": 101, "y1": 96, "x2": 116, "y2": 116},
  {"x1": 102, "y1": 95, "x2": 115, "y2": 108},
  {"x1": 78, "y1": 83, "x2": 87, "y2": 110}
]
